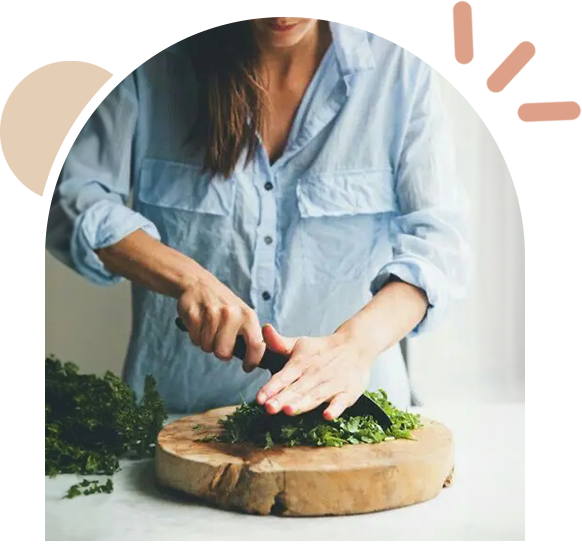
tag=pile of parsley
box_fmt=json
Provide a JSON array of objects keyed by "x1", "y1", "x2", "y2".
[
  {"x1": 45, "y1": 356, "x2": 167, "y2": 497},
  {"x1": 210, "y1": 389, "x2": 421, "y2": 448}
]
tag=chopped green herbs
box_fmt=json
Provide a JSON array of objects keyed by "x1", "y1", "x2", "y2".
[
  {"x1": 211, "y1": 389, "x2": 421, "y2": 448},
  {"x1": 65, "y1": 478, "x2": 114, "y2": 499},
  {"x1": 45, "y1": 356, "x2": 167, "y2": 497}
]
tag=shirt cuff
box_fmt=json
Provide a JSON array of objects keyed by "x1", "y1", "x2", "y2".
[
  {"x1": 370, "y1": 256, "x2": 446, "y2": 336},
  {"x1": 71, "y1": 199, "x2": 161, "y2": 285}
]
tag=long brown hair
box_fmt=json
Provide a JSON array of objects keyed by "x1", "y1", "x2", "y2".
[{"x1": 188, "y1": 21, "x2": 267, "y2": 178}]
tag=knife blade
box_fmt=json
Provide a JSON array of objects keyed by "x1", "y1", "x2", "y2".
[{"x1": 174, "y1": 317, "x2": 392, "y2": 428}]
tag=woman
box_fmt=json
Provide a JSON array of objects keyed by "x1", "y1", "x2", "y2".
[{"x1": 47, "y1": 18, "x2": 470, "y2": 417}]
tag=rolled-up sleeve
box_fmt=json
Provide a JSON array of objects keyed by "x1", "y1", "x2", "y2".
[
  {"x1": 46, "y1": 74, "x2": 160, "y2": 285},
  {"x1": 370, "y1": 64, "x2": 471, "y2": 335}
]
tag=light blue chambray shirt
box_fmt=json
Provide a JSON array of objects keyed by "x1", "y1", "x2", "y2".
[{"x1": 46, "y1": 23, "x2": 470, "y2": 413}]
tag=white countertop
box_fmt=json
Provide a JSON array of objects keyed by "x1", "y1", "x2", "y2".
[{"x1": 45, "y1": 403, "x2": 524, "y2": 541}]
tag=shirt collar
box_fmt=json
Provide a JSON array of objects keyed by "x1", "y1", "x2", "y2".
[{"x1": 329, "y1": 22, "x2": 376, "y2": 95}]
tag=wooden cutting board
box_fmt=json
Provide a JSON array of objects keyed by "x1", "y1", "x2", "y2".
[{"x1": 155, "y1": 406, "x2": 454, "y2": 516}]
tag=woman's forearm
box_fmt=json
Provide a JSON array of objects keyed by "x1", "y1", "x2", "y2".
[
  {"x1": 95, "y1": 229, "x2": 201, "y2": 298},
  {"x1": 335, "y1": 279, "x2": 429, "y2": 359}
]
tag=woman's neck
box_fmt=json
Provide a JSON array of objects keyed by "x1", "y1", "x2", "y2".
[{"x1": 258, "y1": 21, "x2": 331, "y2": 86}]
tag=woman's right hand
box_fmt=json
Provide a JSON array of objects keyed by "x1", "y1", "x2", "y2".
[
  {"x1": 95, "y1": 229, "x2": 265, "y2": 371},
  {"x1": 176, "y1": 268, "x2": 266, "y2": 372}
]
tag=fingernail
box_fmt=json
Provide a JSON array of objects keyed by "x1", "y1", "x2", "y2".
[
  {"x1": 257, "y1": 391, "x2": 266, "y2": 404},
  {"x1": 266, "y1": 399, "x2": 279, "y2": 413}
]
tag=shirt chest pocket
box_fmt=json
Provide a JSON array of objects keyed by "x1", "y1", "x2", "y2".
[
  {"x1": 296, "y1": 170, "x2": 398, "y2": 218},
  {"x1": 295, "y1": 170, "x2": 398, "y2": 282},
  {"x1": 136, "y1": 157, "x2": 236, "y2": 216},
  {"x1": 135, "y1": 158, "x2": 237, "y2": 281}
]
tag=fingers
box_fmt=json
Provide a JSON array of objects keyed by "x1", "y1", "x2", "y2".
[
  {"x1": 200, "y1": 305, "x2": 220, "y2": 353},
  {"x1": 266, "y1": 372, "x2": 319, "y2": 415},
  {"x1": 213, "y1": 306, "x2": 243, "y2": 361},
  {"x1": 257, "y1": 324, "x2": 299, "y2": 405},
  {"x1": 323, "y1": 392, "x2": 354, "y2": 420},
  {"x1": 257, "y1": 361, "x2": 304, "y2": 409},
  {"x1": 261, "y1": 369, "x2": 355, "y2": 419},
  {"x1": 281, "y1": 382, "x2": 335, "y2": 416},
  {"x1": 177, "y1": 301, "x2": 203, "y2": 347},
  {"x1": 240, "y1": 317, "x2": 266, "y2": 373},
  {"x1": 188, "y1": 318, "x2": 202, "y2": 348},
  {"x1": 178, "y1": 287, "x2": 265, "y2": 367},
  {"x1": 262, "y1": 324, "x2": 297, "y2": 355},
  {"x1": 176, "y1": 270, "x2": 270, "y2": 370}
]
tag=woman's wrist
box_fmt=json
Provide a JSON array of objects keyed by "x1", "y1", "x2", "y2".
[
  {"x1": 332, "y1": 279, "x2": 428, "y2": 362},
  {"x1": 333, "y1": 317, "x2": 387, "y2": 364},
  {"x1": 171, "y1": 256, "x2": 204, "y2": 295}
]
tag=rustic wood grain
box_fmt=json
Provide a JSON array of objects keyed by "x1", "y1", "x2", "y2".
[{"x1": 155, "y1": 406, "x2": 454, "y2": 516}]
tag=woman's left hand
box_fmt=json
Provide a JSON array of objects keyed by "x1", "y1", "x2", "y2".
[{"x1": 256, "y1": 324, "x2": 375, "y2": 420}]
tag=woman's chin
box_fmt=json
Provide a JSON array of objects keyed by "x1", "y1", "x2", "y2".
[
  {"x1": 253, "y1": 18, "x2": 316, "y2": 49},
  {"x1": 267, "y1": 34, "x2": 307, "y2": 49}
]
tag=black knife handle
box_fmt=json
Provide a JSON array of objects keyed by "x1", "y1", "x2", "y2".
[{"x1": 175, "y1": 317, "x2": 287, "y2": 374}]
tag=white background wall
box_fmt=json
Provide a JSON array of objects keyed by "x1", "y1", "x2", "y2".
[
  {"x1": 45, "y1": 75, "x2": 524, "y2": 405},
  {"x1": 409, "y1": 75, "x2": 524, "y2": 405}
]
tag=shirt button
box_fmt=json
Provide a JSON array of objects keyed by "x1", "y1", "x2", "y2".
[
  {"x1": 262, "y1": 291, "x2": 271, "y2": 301},
  {"x1": 264, "y1": 235, "x2": 273, "y2": 245},
  {"x1": 264, "y1": 182, "x2": 274, "y2": 191}
]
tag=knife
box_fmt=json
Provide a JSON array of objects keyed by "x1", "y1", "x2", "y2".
[{"x1": 174, "y1": 317, "x2": 392, "y2": 428}]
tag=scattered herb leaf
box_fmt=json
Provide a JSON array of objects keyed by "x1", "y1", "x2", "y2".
[{"x1": 65, "y1": 478, "x2": 114, "y2": 499}]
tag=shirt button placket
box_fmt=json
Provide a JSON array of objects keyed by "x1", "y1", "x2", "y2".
[{"x1": 256, "y1": 179, "x2": 277, "y2": 323}]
